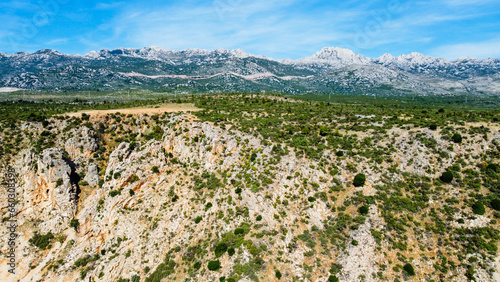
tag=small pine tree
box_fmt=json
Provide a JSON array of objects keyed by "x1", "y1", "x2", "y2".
[
  {"x1": 440, "y1": 171, "x2": 454, "y2": 183},
  {"x1": 403, "y1": 263, "x2": 415, "y2": 276},
  {"x1": 353, "y1": 174, "x2": 366, "y2": 187},
  {"x1": 452, "y1": 133, "x2": 463, "y2": 144},
  {"x1": 472, "y1": 201, "x2": 485, "y2": 215}
]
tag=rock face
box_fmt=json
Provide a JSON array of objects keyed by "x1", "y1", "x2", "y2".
[
  {"x1": 84, "y1": 164, "x2": 99, "y2": 187},
  {"x1": 23, "y1": 148, "x2": 78, "y2": 234},
  {"x1": 0, "y1": 110, "x2": 499, "y2": 282}
]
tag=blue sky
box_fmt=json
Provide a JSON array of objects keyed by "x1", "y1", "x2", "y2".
[{"x1": 1, "y1": 0, "x2": 500, "y2": 60}]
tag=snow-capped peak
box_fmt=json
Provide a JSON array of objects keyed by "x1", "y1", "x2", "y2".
[
  {"x1": 374, "y1": 52, "x2": 450, "y2": 70},
  {"x1": 34, "y1": 49, "x2": 64, "y2": 56},
  {"x1": 294, "y1": 47, "x2": 370, "y2": 67}
]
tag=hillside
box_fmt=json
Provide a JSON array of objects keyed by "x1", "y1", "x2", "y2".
[{"x1": 0, "y1": 94, "x2": 500, "y2": 281}]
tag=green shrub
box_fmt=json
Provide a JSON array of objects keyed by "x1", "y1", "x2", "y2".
[
  {"x1": 403, "y1": 263, "x2": 415, "y2": 276},
  {"x1": 214, "y1": 242, "x2": 228, "y2": 257},
  {"x1": 56, "y1": 178, "x2": 63, "y2": 187},
  {"x1": 70, "y1": 219, "x2": 80, "y2": 231},
  {"x1": 29, "y1": 232, "x2": 54, "y2": 250},
  {"x1": 109, "y1": 190, "x2": 121, "y2": 197},
  {"x1": 193, "y1": 261, "x2": 201, "y2": 270},
  {"x1": 145, "y1": 259, "x2": 176, "y2": 282},
  {"x1": 491, "y1": 199, "x2": 500, "y2": 211},
  {"x1": 194, "y1": 216, "x2": 203, "y2": 224},
  {"x1": 353, "y1": 174, "x2": 366, "y2": 187},
  {"x1": 151, "y1": 166, "x2": 159, "y2": 173},
  {"x1": 256, "y1": 215, "x2": 262, "y2": 221},
  {"x1": 440, "y1": 171, "x2": 454, "y2": 183},
  {"x1": 275, "y1": 270, "x2": 282, "y2": 279},
  {"x1": 487, "y1": 163, "x2": 499, "y2": 174},
  {"x1": 228, "y1": 247, "x2": 235, "y2": 256},
  {"x1": 472, "y1": 201, "x2": 485, "y2": 215},
  {"x1": 452, "y1": 133, "x2": 462, "y2": 144},
  {"x1": 207, "y1": 260, "x2": 221, "y2": 271},
  {"x1": 308, "y1": 196, "x2": 316, "y2": 202},
  {"x1": 429, "y1": 124, "x2": 437, "y2": 130},
  {"x1": 358, "y1": 205, "x2": 369, "y2": 215},
  {"x1": 234, "y1": 228, "x2": 245, "y2": 235},
  {"x1": 335, "y1": 151, "x2": 344, "y2": 157},
  {"x1": 328, "y1": 275, "x2": 339, "y2": 282},
  {"x1": 129, "y1": 175, "x2": 139, "y2": 183}
]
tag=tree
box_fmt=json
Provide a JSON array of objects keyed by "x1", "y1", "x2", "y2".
[
  {"x1": 328, "y1": 276, "x2": 339, "y2": 282},
  {"x1": 353, "y1": 174, "x2": 366, "y2": 187},
  {"x1": 358, "y1": 205, "x2": 369, "y2": 215},
  {"x1": 207, "y1": 260, "x2": 221, "y2": 271},
  {"x1": 452, "y1": 133, "x2": 462, "y2": 144},
  {"x1": 214, "y1": 242, "x2": 227, "y2": 257},
  {"x1": 403, "y1": 263, "x2": 415, "y2": 276},
  {"x1": 319, "y1": 126, "x2": 329, "y2": 136},
  {"x1": 491, "y1": 199, "x2": 500, "y2": 211},
  {"x1": 472, "y1": 201, "x2": 485, "y2": 215},
  {"x1": 429, "y1": 124, "x2": 437, "y2": 130},
  {"x1": 70, "y1": 219, "x2": 80, "y2": 231},
  {"x1": 275, "y1": 270, "x2": 282, "y2": 279},
  {"x1": 440, "y1": 171, "x2": 454, "y2": 183}
]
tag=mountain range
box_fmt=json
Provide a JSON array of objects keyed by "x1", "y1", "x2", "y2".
[{"x1": 1, "y1": 46, "x2": 499, "y2": 96}]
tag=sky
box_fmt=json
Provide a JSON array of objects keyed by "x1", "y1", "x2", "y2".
[{"x1": 1, "y1": 0, "x2": 500, "y2": 60}]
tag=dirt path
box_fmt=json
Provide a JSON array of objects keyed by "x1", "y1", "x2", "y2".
[{"x1": 63, "y1": 103, "x2": 201, "y2": 118}]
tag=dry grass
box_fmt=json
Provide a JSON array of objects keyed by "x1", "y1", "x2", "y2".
[{"x1": 62, "y1": 103, "x2": 201, "y2": 118}]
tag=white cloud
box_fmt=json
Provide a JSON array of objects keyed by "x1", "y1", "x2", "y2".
[
  {"x1": 442, "y1": 0, "x2": 497, "y2": 6},
  {"x1": 46, "y1": 38, "x2": 69, "y2": 45},
  {"x1": 430, "y1": 39, "x2": 500, "y2": 59},
  {"x1": 90, "y1": 0, "x2": 358, "y2": 59}
]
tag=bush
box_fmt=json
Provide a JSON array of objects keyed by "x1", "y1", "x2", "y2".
[
  {"x1": 56, "y1": 178, "x2": 63, "y2": 187},
  {"x1": 194, "y1": 216, "x2": 202, "y2": 224},
  {"x1": 487, "y1": 163, "x2": 499, "y2": 174},
  {"x1": 403, "y1": 263, "x2": 415, "y2": 276},
  {"x1": 256, "y1": 215, "x2": 262, "y2": 221},
  {"x1": 151, "y1": 166, "x2": 159, "y2": 173},
  {"x1": 335, "y1": 151, "x2": 344, "y2": 157},
  {"x1": 207, "y1": 260, "x2": 221, "y2": 271},
  {"x1": 353, "y1": 174, "x2": 366, "y2": 187},
  {"x1": 440, "y1": 171, "x2": 454, "y2": 183},
  {"x1": 328, "y1": 275, "x2": 339, "y2": 282},
  {"x1": 491, "y1": 199, "x2": 500, "y2": 211},
  {"x1": 228, "y1": 247, "x2": 235, "y2": 256},
  {"x1": 29, "y1": 232, "x2": 54, "y2": 250},
  {"x1": 452, "y1": 133, "x2": 462, "y2": 144},
  {"x1": 214, "y1": 242, "x2": 228, "y2": 257},
  {"x1": 129, "y1": 175, "x2": 139, "y2": 183},
  {"x1": 275, "y1": 270, "x2": 282, "y2": 279},
  {"x1": 193, "y1": 261, "x2": 201, "y2": 270},
  {"x1": 308, "y1": 196, "x2": 316, "y2": 202},
  {"x1": 234, "y1": 228, "x2": 245, "y2": 235},
  {"x1": 109, "y1": 190, "x2": 121, "y2": 197},
  {"x1": 429, "y1": 124, "x2": 437, "y2": 130},
  {"x1": 472, "y1": 201, "x2": 485, "y2": 215},
  {"x1": 70, "y1": 219, "x2": 80, "y2": 231},
  {"x1": 358, "y1": 205, "x2": 369, "y2": 215}
]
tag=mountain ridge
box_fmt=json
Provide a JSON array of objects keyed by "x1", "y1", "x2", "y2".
[{"x1": 1, "y1": 46, "x2": 499, "y2": 96}]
